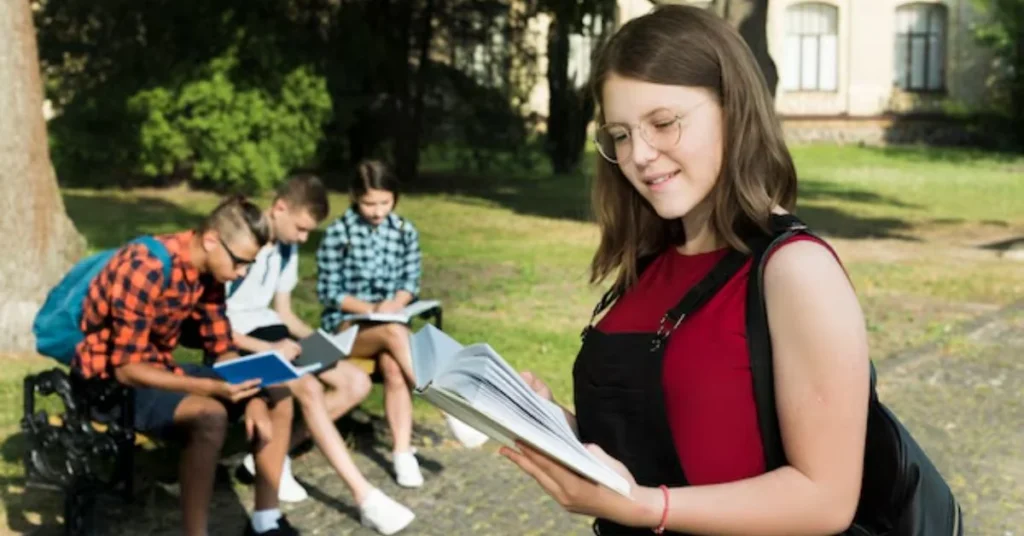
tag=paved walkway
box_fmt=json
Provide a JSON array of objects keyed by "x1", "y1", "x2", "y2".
[{"x1": 88, "y1": 301, "x2": 1023, "y2": 535}]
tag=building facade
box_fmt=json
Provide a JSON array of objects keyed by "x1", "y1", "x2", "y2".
[{"x1": 528, "y1": 0, "x2": 998, "y2": 144}]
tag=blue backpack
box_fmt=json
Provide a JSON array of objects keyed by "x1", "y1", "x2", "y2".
[{"x1": 32, "y1": 236, "x2": 173, "y2": 365}]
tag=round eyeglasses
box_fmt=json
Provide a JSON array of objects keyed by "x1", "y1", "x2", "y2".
[{"x1": 594, "y1": 114, "x2": 684, "y2": 164}]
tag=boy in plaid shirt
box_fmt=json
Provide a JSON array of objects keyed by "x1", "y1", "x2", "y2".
[{"x1": 74, "y1": 197, "x2": 299, "y2": 536}]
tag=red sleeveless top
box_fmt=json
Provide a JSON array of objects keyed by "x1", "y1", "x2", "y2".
[{"x1": 596, "y1": 235, "x2": 831, "y2": 485}]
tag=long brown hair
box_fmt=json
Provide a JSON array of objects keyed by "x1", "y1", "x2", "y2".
[{"x1": 589, "y1": 5, "x2": 797, "y2": 292}]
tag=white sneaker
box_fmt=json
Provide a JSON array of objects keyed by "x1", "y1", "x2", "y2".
[
  {"x1": 444, "y1": 413, "x2": 489, "y2": 448},
  {"x1": 242, "y1": 454, "x2": 309, "y2": 503},
  {"x1": 392, "y1": 451, "x2": 424, "y2": 488},
  {"x1": 360, "y1": 488, "x2": 415, "y2": 535}
]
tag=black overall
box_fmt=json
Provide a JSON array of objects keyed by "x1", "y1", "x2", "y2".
[{"x1": 573, "y1": 250, "x2": 748, "y2": 536}]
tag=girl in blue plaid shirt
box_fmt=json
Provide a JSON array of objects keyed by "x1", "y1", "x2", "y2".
[{"x1": 316, "y1": 160, "x2": 486, "y2": 489}]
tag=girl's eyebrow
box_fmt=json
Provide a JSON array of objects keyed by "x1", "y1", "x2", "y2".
[{"x1": 604, "y1": 107, "x2": 677, "y2": 127}]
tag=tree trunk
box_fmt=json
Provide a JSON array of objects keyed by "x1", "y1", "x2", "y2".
[
  {"x1": 0, "y1": 0, "x2": 85, "y2": 354},
  {"x1": 545, "y1": 14, "x2": 575, "y2": 173},
  {"x1": 710, "y1": 0, "x2": 779, "y2": 97},
  {"x1": 395, "y1": 0, "x2": 437, "y2": 183}
]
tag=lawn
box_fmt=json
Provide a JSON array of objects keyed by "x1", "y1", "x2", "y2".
[{"x1": 2, "y1": 144, "x2": 1022, "y2": 528}]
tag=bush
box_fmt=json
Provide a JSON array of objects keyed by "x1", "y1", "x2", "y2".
[
  {"x1": 131, "y1": 54, "x2": 332, "y2": 192},
  {"x1": 51, "y1": 52, "x2": 332, "y2": 192}
]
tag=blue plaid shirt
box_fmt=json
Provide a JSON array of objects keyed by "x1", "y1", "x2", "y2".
[{"x1": 316, "y1": 207, "x2": 422, "y2": 332}]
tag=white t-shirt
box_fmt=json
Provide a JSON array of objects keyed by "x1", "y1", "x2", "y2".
[{"x1": 225, "y1": 243, "x2": 299, "y2": 335}]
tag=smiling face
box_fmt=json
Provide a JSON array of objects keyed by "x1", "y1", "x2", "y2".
[{"x1": 600, "y1": 73, "x2": 724, "y2": 221}]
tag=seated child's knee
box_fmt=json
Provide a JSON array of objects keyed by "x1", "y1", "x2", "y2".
[
  {"x1": 187, "y1": 400, "x2": 229, "y2": 441},
  {"x1": 384, "y1": 321, "x2": 410, "y2": 340},
  {"x1": 349, "y1": 369, "x2": 373, "y2": 400},
  {"x1": 292, "y1": 375, "x2": 325, "y2": 406}
]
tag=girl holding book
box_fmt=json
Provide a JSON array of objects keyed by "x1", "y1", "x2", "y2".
[
  {"x1": 316, "y1": 160, "x2": 487, "y2": 489},
  {"x1": 501, "y1": 5, "x2": 871, "y2": 535}
]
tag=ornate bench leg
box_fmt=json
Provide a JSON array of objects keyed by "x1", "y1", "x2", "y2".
[{"x1": 64, "y1": 477, "x2": 97, "y2": 536}]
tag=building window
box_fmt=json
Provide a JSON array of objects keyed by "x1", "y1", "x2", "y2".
[
  {"x1": 894, "y1": 3, "x2": 946, "y2": 92},
  {"x1": 782, "y1": 2, "x2": 839, "y2": 92}
]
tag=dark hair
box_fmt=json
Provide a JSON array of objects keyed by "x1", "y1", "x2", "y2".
[
  {"x1": 351, "y1": 160, "x2": 400, "y2": 204},
  {"x1": 589, "y1": 5, "x2": 797, "y2": 291},
  {"x1": 199, "y1": 195, "x2": 270, "y2": 247},
  {"x1": 276, "y1": 172, "x2": 329, "y2": 221}
]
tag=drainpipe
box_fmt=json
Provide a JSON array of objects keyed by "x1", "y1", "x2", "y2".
[{"x1": 845, "y1": 0, "x2": 853, "y2": 116}]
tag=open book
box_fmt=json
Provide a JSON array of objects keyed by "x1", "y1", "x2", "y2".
[
  {"x1": 215, "y1": 326, "x2": 360, "y2": 385},
  {"x1": 213, "y1": 351, "x2": 320, "y2": 386},
  {"x1": 347, "y1": 299, "x2": 441, "y2": 324},
  {"x1": 409, "y1": 324, "x2": 632, "y2": 497},
  {"x1": 293, "y1": 325, "x2": 360, "y2": 371}
]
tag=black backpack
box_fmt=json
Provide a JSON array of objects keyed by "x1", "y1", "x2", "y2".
[{"x1": 746, "y1": 214, "x2": 963, "y2": 536}]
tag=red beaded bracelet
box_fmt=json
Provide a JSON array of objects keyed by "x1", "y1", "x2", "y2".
[{"x1": 652, "y1": 484, "x2": 669, "y2": 534}]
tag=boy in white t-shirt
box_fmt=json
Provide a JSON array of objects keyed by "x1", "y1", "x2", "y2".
[{"x1": 225, "y1": 173, "x2": 414, "y2": 535}]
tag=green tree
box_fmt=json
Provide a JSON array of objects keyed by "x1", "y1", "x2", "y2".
[{"x1": 973, "y1": 0, "x2": 1024, "y2": 141}]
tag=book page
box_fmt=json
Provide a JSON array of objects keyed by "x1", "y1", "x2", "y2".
[
  {"x1": 402, "y1": 299, "x2": 441, "y2": 318},
  {"x1": 420, "y1": 383, "x2": 630, "y2": 497},
  {"x1": 410, "y1": 324, "x2": 463, "y2": 389},
  {"x1": 295, "y1": 326, "x2": 358, "y2": 369}
]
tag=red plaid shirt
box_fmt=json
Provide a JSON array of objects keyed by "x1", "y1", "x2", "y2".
[{"x1": 74, "y1": 231, "x2": 236, "y2": 380}]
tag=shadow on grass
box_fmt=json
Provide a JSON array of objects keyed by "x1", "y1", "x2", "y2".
[
  {"x1": 977, "y1": 236, "x2": 1024, "y2": 252},
  {"x1": 409, "y1": 170, "x2": 592, "y2": 222},
  {"x1": 62, "y1": 192, "x2": 207, "y2": 251},
  {"x1": 412, "y1": 170, "x2": 921, "y2": 240}
]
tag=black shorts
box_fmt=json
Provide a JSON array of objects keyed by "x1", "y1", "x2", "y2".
[
  {"x1": 246, "y1": 324, "x2": 294, "y2": 346},
  {"x1": 131, "y1": 363, "x2": 246, "y2": 440}
]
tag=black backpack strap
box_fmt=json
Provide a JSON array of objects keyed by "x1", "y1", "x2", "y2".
[{"x1": 745, "y1": 214, "x2": 814, "y2": 472}]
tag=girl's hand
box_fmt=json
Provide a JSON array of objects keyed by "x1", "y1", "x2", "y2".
[
  {"x1": 374, "y1": 299, "x2": 405, "y2": 313},
  {"x1": 520, "y1": 370, "x2": 554, "y2": 402},
  {"x1": 500, "y1": 441, "x2": 654, "y2": 527}
]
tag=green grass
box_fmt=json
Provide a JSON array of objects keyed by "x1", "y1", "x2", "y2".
[{"x1": 3, "y1": 144, "x2": 1023, "y2": 527}]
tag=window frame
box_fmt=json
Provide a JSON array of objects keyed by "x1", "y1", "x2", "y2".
[
  {"x1": 782, "y1": 2, "x2": 841, "y2": 93},
  {"x1": 894, "y1": 2, "x2": 948, "y2": 93}
]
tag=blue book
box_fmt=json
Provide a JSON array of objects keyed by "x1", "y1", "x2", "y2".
[{"x1": 213, "y1": 351, "x2": 319, "y2": 387}]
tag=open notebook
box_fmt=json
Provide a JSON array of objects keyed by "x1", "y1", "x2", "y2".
[
  {"x1": 409, "y1": 324, "x2": 631, "y2": 497},
  {"x1": 214, "y1": 326, "x2": 360, "y2": 386},
  {"x1": 346, "y1": 299, "x2": 441, "y2": 324}
]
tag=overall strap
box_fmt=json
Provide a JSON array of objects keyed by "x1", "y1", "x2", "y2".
[{"x1": 582, "y1": 253, "x2": 659, "y2": 339}]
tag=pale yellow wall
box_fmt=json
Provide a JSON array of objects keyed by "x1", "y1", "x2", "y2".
[
  {"x1": 524, "y1": 0, "x2": 995, "y2": 120},
  {"x1": 771, "y1": 0, "x2": 994, "y2": 116}
]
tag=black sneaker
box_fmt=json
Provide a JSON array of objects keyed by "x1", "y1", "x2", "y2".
[{"x1": 243, "y1": 515, "x2": 300, "y2": 536}]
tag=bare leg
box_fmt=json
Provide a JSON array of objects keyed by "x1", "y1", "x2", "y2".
[
  {"x1": 377, "y1": 351, "x2": 414, "y2": 454},
  {"x1": 289, "y1": 363, "x2": 370, "y2": 449},
  {"x1": 172, "y1": 395, "x2": 229, "y2": 536},
  {"x1": 252, "y1": 396, "x2": 293, "y2": 512},
  {"x1": 286, "y1": 365, "x2": 375, "y2": 503},
  {"x1": 347, "y1": 322, "x2": 417, "y2": 386}
]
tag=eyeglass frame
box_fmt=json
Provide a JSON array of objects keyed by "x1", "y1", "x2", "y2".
[
  {"x1": 593, "y1": 100, "x2": 713, "y2": 164},
  {"x1": 218, "y1": 236, "x2": 257, "y2": 268}
]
